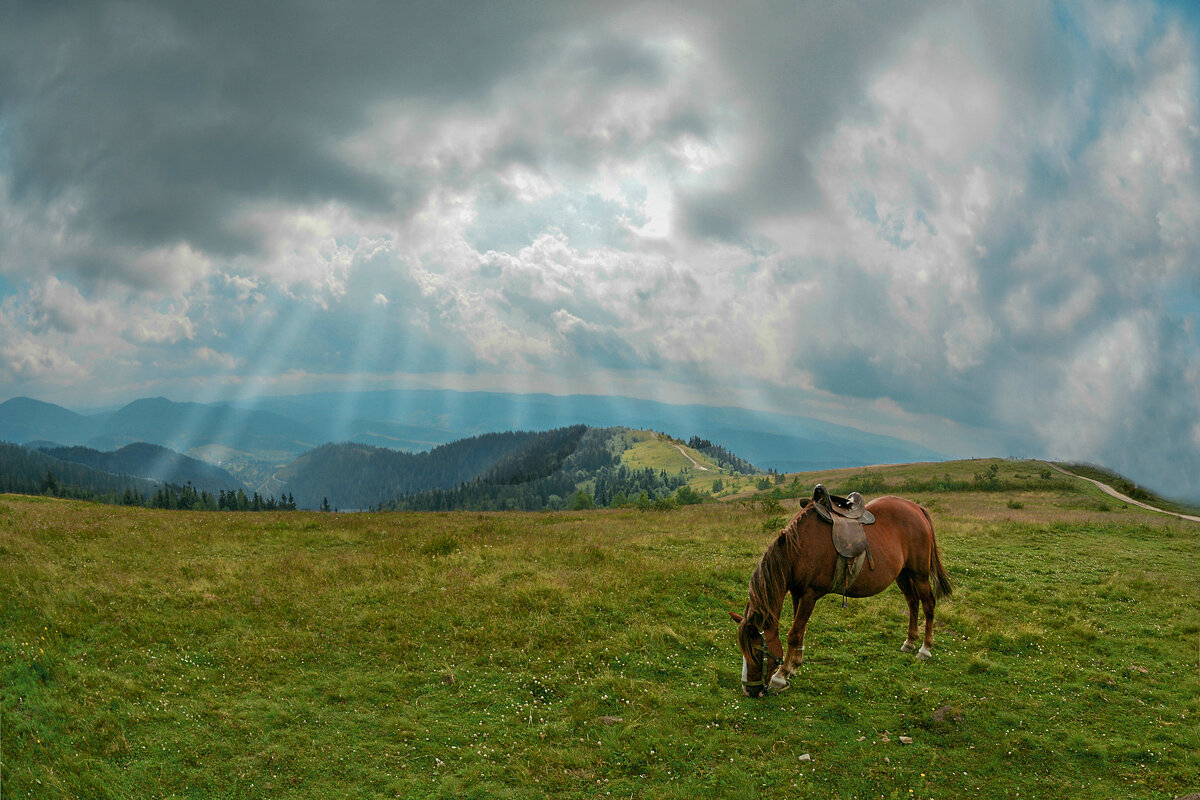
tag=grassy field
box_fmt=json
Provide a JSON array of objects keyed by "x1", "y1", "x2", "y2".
[{"x1": 2, "y1": 459, "x2": 1198, "y2": 798}]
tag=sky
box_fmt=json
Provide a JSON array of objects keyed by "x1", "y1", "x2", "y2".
[{"x1": 1, "y1": 1, "x2": 1199, "y2": 500}]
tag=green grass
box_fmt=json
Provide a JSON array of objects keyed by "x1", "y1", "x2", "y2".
[{"x1": 2, "y1": 461, "x2": 1198, "y2": 798}]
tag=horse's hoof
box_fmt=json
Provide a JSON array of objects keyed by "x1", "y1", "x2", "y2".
[
  {"x1": 916, "y1": 645, "x2": 932, "y2": 660},
  {"x1": 769, "y1": 674, "x2": 791, "y2": 692},
  {"x1": 900, "y1": 640, "x2": 916, "y2": 653}
]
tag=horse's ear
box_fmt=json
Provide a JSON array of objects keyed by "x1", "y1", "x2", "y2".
[{"x1": 728, "y1": 611, "x2": 744, "y2": 624}]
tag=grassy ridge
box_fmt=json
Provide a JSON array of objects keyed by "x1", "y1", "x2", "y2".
[
  {"x1": 619, "y1": 431, "x2": 762, "y2": 497},
  {"x1": 1055, "y1": 462, "x2": 1200, "y2": 517},
  {"x1": 2, "y1": 460, "x2": 1198, "y2": 798}
]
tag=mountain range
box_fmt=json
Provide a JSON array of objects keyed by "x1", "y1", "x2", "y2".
[
  {"x1": 0, "y1": 389, "x2": 945, "y2": 477},
  {"x1": 0, "y1": 389, "x2": 946, "y2": 509}
]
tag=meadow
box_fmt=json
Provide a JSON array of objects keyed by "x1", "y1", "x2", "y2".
[{"x1": 2, "y1": 459, "x2": 1197, "y2": 798}]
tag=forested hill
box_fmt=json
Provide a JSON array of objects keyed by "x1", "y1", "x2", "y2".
[
  {"x1": 276, "y1": 426, "x2": 598, "y2": 510},
  {"x1": 277, "y1": 426, "x2": 762, "y2": 511},
  {"x1": 0, "y1": 442, "x2": 162, "y2": 503},
  {"x1": 39, "y1": 443, "x2": 247, "y2": 496},
  {"x1": 686, "y1": 436, "x2": 757, "y2": 474},
  {"x1": 387, "y1": 427, "x2": 681, "y2": 512}
]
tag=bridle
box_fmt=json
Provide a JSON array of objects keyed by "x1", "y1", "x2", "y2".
[{"x1": 742, "y1": 626, "x2": 784, "y2": 697}]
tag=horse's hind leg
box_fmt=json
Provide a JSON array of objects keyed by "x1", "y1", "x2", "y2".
[
  {"x1": 897, "y1": 572, "x2": 921, "y2": 654},
  {"x1": 914, "y1": 576, "x2": 936, "y2": 659}
]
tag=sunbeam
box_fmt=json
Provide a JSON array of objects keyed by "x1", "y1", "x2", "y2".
[
  {"x1": 328, "y1": 293, "x2": 392, "y2": 443},
  {"x1": 2, "y1": 1, "x2": 1198, "y2": 500}
]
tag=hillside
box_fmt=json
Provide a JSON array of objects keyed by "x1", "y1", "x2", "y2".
[
  {"x1": 0, "y1": 442, "x2": 162, "y2": 502},
  {"x1": 275, "y1": 427, "x2": 599, "y2": 510},
  {"x1": 39, "y1": 443, "x2": 247, "y2": 496},
  {"x1": 392, "y1": 427, "x2": 638, "y2": 511},
  {"x1": 1, "y1": 461, "x2": 1196, "y2": 798},
  {"x1": 385, "y1": 428, "x2": 768, "y2": 512},
  {"x1": 277, "y1": 426, "x2": 757, "y2": 511}
]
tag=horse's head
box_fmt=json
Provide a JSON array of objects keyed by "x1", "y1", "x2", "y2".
[
  {"x1": 729, "y1": 509, "x2": 807, "y2": 697},
  {"x1": 728, "y1": 611, "x2": 779, "y2": 697}
]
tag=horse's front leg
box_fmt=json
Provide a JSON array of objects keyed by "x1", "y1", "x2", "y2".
[
  {"x1": 760, "y1": 623, "x2": 786, "y2": 691},
  {"x1": 771, "y1": 591, "x2": 817, "y2": 691}
]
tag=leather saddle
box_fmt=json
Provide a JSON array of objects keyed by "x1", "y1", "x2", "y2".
[{"x1": 812, "y1": 484, "x2": 874, "y2": 559}]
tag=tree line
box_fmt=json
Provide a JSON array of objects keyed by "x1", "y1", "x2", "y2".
[
  {"x1": 686, "y1": 436, "x2": 759, "y2": 474},
  {"x1": 1, "y1": 442, "x2": 295, "y2": 512},
  {"x1": 34, "y1": 470, "x2": 298, "y2": 512}
]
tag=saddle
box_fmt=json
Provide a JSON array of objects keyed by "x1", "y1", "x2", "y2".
[
  {"x1": 812, "y1": 484, "x2": 875, "y2": 601},
  {"x1": 812, "y1": 484, "x2": 875, "y2": 556}
]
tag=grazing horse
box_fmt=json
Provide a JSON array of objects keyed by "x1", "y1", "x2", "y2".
[{"x1": 730, "y1": 494, "x2": 951, "y2": 697}]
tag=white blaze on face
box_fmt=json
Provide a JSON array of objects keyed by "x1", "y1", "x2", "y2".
[{"x1": 741, "y1": 657, "x2": 749, "y2": 683}]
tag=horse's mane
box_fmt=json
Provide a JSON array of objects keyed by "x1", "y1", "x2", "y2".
[{"x1": 743, "y1": 502, "x2": 812, "y2": 633}]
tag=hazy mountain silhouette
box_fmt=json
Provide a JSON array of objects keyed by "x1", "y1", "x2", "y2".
[{"x1": 0, "y1": 390, "x2": 945, "y2": 476}]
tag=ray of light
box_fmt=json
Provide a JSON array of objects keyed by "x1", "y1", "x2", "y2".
[
  {"x1": 327, "y1": 294, "x2": 392, "y2": 444},
  {"x1": 158, "y1": 286, "x2": 322, "y2": 470}
]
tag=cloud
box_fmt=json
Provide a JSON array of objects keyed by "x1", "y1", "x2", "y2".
[
  {"x1": 1, "y1": 1, "x2": 1199, "y2": 499},
  {"x1": 28, "y1": 277, "x2": 114, "y2": 335},
  {"x1": 748, "y1": 2, "x2": 1200, "y2": 495},
  {"x1": 0, "y1": 313, "x2": 87, "y2": 383},
  {"x1": 0, "y1": 1, "x2": 600, "y2": 275}
]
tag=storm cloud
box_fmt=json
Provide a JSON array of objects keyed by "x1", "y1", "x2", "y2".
[{"x1": 2, "y1": 1, "x2": 1199, "y2": 500}]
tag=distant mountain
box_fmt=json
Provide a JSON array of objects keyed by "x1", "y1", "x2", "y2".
[
  {"x1": 39, "y1": 442, "x2": 247, "y2": 496},
  {"x1": 88, "y1": 397, "x2": 321, "y2": 456},
  {"x1": 241, "y1": 388, "x2": 946, "y2": 471},
  {"x1": 0, "y1": 397, "x2": 95, "y2": 445},
  {"x1": 0, "y1": 396, "x2": 323, "y2": 460}
]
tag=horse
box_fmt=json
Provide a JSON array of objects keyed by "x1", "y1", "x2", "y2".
[{"x1": 729, "y1": 494, "x2": 952, "y2": 697}]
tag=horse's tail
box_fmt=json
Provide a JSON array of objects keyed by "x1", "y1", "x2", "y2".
[{"x1": 920, "y1": 505, "x2": 953, "y2": 599}]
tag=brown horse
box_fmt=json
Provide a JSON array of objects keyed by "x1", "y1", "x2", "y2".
[{"x1": 729, "y1": 494, "x2": 952, "y2": 696}]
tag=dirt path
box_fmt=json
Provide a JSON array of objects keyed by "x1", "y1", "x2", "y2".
[
  {"x1": 1048, "y1": 463, "x2": 1200, "y2": 523},
  {"x1": 673, "y1": 444, "x2": 709, "y2": 471}
]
